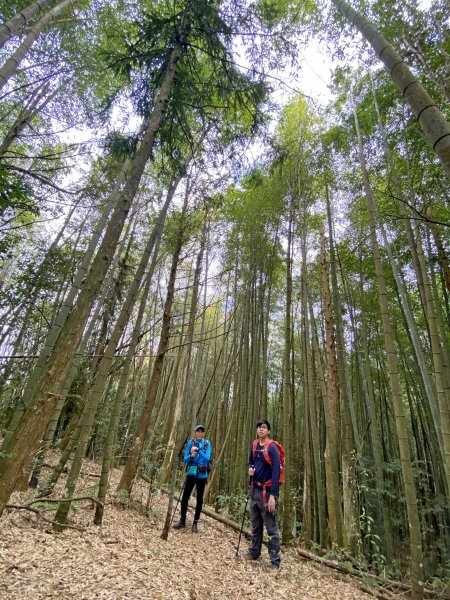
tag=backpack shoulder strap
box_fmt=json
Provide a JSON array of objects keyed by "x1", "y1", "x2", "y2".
[
  {"x1": 251, "y1": 439, "x2": 259, "y2": 462},
  {"x1": 268, "y1": 439, "x2": 280, "y2": 453},
  {"x1": 187, "y1": 439, "x2": 194, "y2": 462},
  {"x1": 264, "y1": 439, "x2": 272, "y2": 463},
  {"x1": 267, "y1": 440, "x2": 283, "y2": 462}
]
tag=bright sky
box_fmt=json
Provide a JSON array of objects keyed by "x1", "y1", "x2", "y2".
[{"x1": 290, "y1": 41, "x2": 334, "y2": 103}]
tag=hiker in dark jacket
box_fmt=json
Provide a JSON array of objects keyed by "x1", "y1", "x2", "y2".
[
  {"x1": 245, "y1": 419, "x2": 281, "y2": 571},
  {"x1": 173, "y1": 424, "x2": 211, "y2": 533}
]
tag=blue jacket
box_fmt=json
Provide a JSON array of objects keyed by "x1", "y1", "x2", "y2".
[
  {"x1": 248, "y1": 440, "x2": 280, "y2": 497},
  {"x1": 184, "y1": 438, "x2": 212, "y2": 479}
]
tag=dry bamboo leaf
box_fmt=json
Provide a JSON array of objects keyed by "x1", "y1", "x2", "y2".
[{"x1": 0, "y1": 458, "x2": 376, "y2": 600}]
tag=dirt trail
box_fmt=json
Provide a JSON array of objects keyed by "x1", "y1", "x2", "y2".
[{"x1": 0, "y1": 462, "x2": 369, "y2": 600}]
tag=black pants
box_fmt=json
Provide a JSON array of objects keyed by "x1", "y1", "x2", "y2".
[
  {"x1": 248, "y1": 487, "x2": 281, "y2": 565},
  {"x1": 180, "y1": 476, "x2": 207, "y2": 521}
]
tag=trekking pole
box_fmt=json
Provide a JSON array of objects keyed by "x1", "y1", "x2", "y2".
[
  {"x1": 236, "y1": 476, "x2": 252, "y2": 558},
  {"x1": 170, "y1": 467, "x2": 188, "y2": 526},
  {"x1": 170, "y1": 441, "x2": 189, "y2": 527}
]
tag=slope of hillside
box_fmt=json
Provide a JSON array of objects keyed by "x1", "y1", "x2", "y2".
[{"x1": 0, "y1": 460, "x2": 373, "y2": 600}]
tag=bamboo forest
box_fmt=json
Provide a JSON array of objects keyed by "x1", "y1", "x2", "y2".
[{"x1": 0, "y1": 1, "x2": 449, "y2": 599}]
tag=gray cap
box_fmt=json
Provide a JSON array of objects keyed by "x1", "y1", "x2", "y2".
[{"x1": 195, "y1": 424, "x2": 205, "y2": 431}]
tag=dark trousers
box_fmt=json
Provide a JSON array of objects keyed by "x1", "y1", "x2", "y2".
[
  {"x1": 248, "y1": 486, "x2": 281, "y2": 565},
  {"x1": 180, "y1": 476, "x2": 207, "y2": 521}
]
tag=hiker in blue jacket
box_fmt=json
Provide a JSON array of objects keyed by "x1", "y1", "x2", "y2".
[
  {"x1": 245, "y1": 419, "x2": 281, "y2": 571},
  {"x1": 173, "y1": 424, "x2": 211, "y2": 533}
]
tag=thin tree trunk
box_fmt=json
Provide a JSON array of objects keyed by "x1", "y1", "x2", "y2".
[
  {"x1": 0, "y1": 82, "x2": 54, "y2": 157},
  {"x1": 332, "y1": 0, "x2": 450, "y2": 179},
  {"x1": 188, "y1": 226, "x2": 210, "y2": 431},
  {"x1": 301, "y1": 242, "x2": 326, "y2": 547},
  {"x1": 354, "y1": 103, "x2": 424, "y2": 599},
  {"x1": 324, "y1": 177, "x2": 358, "y2": 553},
  {"x1": 0, "y1": 0, "x2": 55, "y2": 48},
  {"x1": 162, "y1": 203, "x2": 208, "y2": 481},
  {"x1": 369, "y1": 77, "x2": 446, "y2": 478},
  {"x1": 0, "y1": 18, "x2": 190, "y2": 515},
  {"x1": 281, "y1": 200, "x2": 294, "y2": 543},
  {"x1": 427, "y1": 214, "x2": 450, "y2": 294},
  {"x1": 1, "y1": 159, "x2": 130, "y2": 448},
  {"x1": 160, "y1": 455, "x2": 178, "y2": 541},
  {"x1": 117, "y1": 195, "x2": 189, "y2": 495},
  {"x1": 0, "y1": 0, "x2": 73, "y2": 92},
  {"x1": 320, "y1": 226, "x2": 344, "y2": 547}
]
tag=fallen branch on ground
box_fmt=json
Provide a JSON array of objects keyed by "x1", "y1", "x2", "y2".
[
  {"x1": 5, "y1": 504, "x2": 85, "y2": 531},
  {"x1": 30, "y1": 496, "x2": 104, "y2": 506},
  {"x1": 142, "y1": 476, "x2": 449, "y2": 599},
  {"x1": 296, "y1": 549, "x2": 448, "y2": 599},
  {"x1": 141, "y1": 473, "x2": 251, "y2": 539},
  {"x1": 201, "y1": 504, "x2": 251, "y2": 539},
  {"x1": 5, "y1": 496, "x2": 104, "y2": 532}
]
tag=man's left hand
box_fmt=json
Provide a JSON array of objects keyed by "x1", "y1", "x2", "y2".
[{"x1": 268, "y1": 495, "x2": 276, "y2": 513}]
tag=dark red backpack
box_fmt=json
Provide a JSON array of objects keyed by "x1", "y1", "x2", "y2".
[{"x1": 251, "y1": 438, "x2": 285, "y2": 484}]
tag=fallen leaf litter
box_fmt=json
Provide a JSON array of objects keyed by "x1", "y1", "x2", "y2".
[{"x1": 0, "y1": 456, "x2": 371, "y2": 600}]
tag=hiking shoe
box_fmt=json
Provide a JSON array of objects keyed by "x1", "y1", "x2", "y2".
[
  {"x1": 192, "y1": 522, "x2": 199, "y2": 533},
  {"x1": 243, "y1": 552, "x2": 258, "y2": 561},
  {"x1": 172, "y1": 519, "x2": 186, "y2": 529}
]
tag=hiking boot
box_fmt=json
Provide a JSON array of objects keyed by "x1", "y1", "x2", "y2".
[
  {"x1": 172, "y1": 519, "x2": 186, "y2": 529},
  {"x1": 192, "y1": 521, "x2": 199, "y2": 533},
  {"x1": 268, "y1": 563, "x2": 281, "y2": 576}
]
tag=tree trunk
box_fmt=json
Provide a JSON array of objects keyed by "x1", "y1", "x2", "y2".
[
  {"x1": 369, "y1": 77, "x2": 447, "y2": 485},
  {"x1": 427, "y1": 214, "x2": 450, "y2": 294},
  {"x1": 353, "y1": 103, "x2": 424, "y2": 599},
  {"x1": 0, "y1": 22, "x2": 189, "y2": 516},
  {"x1": 162, "y1": 203, "x2": 208, "y2": 481},
  {"x1": 0, "y1": 0, "x2": 56, "y2": 48},
  {"x1": 281, "y1": 200, "x2": 294, "y2": 544},
  {"x1": 332, "y1": 0, "x2": 450, "y2": 179},
  {"x1": 320, "y1": 226, "x2": 344, "y2": 548},
  {"x1": 301, "y1": 241, "x2": 326, "y2": 547},
  {"x1": 324, "y1": 177, "x2": 358, "y2": 553},
  {"x1": 93, "y1": 186, "x2": 181, "y2": 525},
  {"x1": 0, "y1": 0, "x2": 73, "y2": 92},
  {"x1": 0, "y1": 82, "x2": 53, "y2": 157},
  {"x1": 117, "y1": 197, "x2": 189, "y2": 495}
]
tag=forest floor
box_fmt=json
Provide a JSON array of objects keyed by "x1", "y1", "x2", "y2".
[{"x1": 0, "y1": 457, "x2": 387, "y2": 600}]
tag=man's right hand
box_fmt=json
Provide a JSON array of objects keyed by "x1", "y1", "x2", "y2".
[{"x1": 248, "y1": 467, "x2": 255, "y2": 477}]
